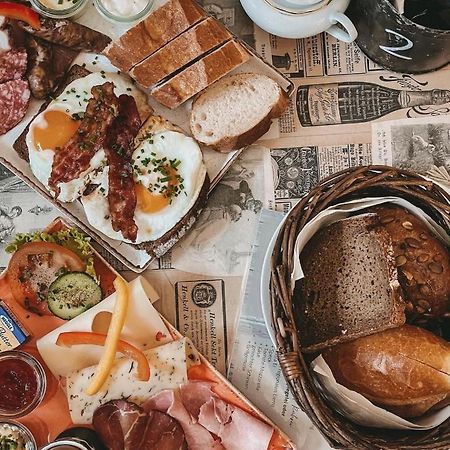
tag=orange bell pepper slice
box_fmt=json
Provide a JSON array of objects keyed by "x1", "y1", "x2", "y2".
[
  {"x1": 0, "y1": 2, "x2": 41, "y2": 29},
  {"x1": 56, "y1": 331, "x2": 151, "y2": 382}
]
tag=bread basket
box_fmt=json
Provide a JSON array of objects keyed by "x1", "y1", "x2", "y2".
[{"x1": 269, "y1": 165, "x2": 450, "y2": 449}]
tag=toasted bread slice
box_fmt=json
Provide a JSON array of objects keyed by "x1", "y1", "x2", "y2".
[
  {"x1": 151, "y1": 40, "x2": 250, "y2": 109},
  {"x1": 14, "y1": 64, "x2": 91, "y2": 162},
  {"x1": 129, "y1": 18, "x2": 232, "y2": 89},
  {"x1": 82, "y1": 115, "x2": 210, "y2": 258},
  {"x1": 190, "y1": 73, "x2": 289, "y2": 153},
  {"x1": 103, "y1": 0, "x2": 207, "y2": 72}
]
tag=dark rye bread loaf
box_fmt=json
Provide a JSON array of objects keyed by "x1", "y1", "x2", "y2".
[
  {"x1": 295, "y1": 213, "x2": 405, "y2": 353},
  {"x1": 13, "y1": 64, "x2": 91, "y2": 161}
]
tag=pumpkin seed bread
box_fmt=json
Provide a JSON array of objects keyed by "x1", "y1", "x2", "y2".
[{"x1": 370, "y1": 206, "x2": 450, "y2": 319}]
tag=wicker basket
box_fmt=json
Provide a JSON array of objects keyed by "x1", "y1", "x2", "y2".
[{"x1": 270, "y1": 165, "x2": 450, "y2": 450}]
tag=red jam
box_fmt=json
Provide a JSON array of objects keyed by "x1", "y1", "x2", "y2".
[{"x1": 0, "y1": 357, "x2": 38, "y2": 413}]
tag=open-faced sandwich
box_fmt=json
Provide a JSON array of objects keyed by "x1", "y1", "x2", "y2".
[{"x1": 14, "y1": 65, "x2": 209, "y2": 256}]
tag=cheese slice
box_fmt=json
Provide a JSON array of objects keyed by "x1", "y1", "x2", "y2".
[
  {"x1": 37, "y1": 277, "x2": 172, "y2": 378},
  {"x1": 67, "y1": 337, "x2": 201, "y2": 424}
]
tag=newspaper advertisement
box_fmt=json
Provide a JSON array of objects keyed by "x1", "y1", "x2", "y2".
[
  {"x1": 131, "y1": 269, "x2": 244, "y2": 375},
  {"x1": 372, "y1": 115, "x2": 450, "y2": 186},
  {"x1": 0, "y1": 165, "x2": 59, "y2": 270},
  {"x1": 227, "y1": 210, "x2": 331, "y2": 450}
]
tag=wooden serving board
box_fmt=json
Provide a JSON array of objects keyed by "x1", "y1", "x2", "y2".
[
  {"x1": 0, "y1": 0, "x2": 294, "y2": 272},
  {"x1": 0, "y1": 217, "x2": 296, "y2": 449}
]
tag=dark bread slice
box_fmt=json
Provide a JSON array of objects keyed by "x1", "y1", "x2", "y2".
[
  {"x1": 296, "y1": 213, "x2": 405, "y2": 353},
  {"x1": 13, "y1": 64, "x2": 91, "y2": 162}
]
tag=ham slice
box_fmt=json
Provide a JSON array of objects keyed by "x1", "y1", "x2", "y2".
[
  {"x1": 93, "y1": 399, "x2": 186, "y2": 450},
  {"x1": 198, "y1": 396, "x2": 274, "y2": 450},
  {"x1": 144, "y1": 389, "x2": 224, "y2": 450},
  {"x1": 145, "y1": 382, "x2": 274, "y2": 450}
]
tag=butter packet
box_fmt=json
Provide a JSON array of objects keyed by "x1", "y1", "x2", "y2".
[{"x1": 0, "y1": 300, "x2": 30, "y2": 351}]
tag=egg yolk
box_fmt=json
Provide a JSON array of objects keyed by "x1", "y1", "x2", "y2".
[
  {"x1": 33, "y1": 110, "x2": 81, "y2": 151},
  {"x1": 135, "y1": 166, "x2": 179, "y2": 213}
]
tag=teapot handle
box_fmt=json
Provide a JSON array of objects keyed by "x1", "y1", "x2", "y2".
[{"x1": 327, "y1": 11, "x2": 358, "y2": 43}]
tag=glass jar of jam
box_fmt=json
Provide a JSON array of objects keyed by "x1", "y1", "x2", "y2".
[{"x1": 0, "y1": 351, "x2": 47, "y2": 418}]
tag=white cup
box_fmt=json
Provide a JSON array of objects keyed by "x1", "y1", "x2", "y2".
[{"x1": 240, "y1": 0, "x2": 358, "y2": 41}]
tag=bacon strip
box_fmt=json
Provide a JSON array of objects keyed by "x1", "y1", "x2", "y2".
[
  {"x1": 105, "y1": 94, "x2": 141, "y2": 242},
  {"x1": 49, "y1": 82, "x2": 119, "y2": 194}
]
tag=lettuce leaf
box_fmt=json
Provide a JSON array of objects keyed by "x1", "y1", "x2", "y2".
[{"x1": 6, "y1": 228, "x2": 97, "y2": 280}]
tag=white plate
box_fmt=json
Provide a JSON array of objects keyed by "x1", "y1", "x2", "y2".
[
  {"x1": 260, "y1": 214, "x2": 287, "y2": 347},
  {"x1": 0, "y1": 2, "x2": 293, "y2": 272}
]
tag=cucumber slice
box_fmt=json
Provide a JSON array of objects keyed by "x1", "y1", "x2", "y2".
[{"x1": 47, "y1": 272, "x2": 102, "y2": 320}]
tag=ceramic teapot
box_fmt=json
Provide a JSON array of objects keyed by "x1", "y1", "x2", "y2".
[{"x1": 240, "y1": 0, "x2": 357, "y2": 41}]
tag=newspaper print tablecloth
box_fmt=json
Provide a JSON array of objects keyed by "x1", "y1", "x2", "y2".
[{"x1": 1, "y1": 1, "x2": 449, "y2": 449}]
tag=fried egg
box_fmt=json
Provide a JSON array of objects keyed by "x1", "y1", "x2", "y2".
[
  {"x1": 26, "y1": 72, "x2": 150, "y2": 203},
  {"x1": 81, "y1": 130, "x2": 207, "y2": 244}
]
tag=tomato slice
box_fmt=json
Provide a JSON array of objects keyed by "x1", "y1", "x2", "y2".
[{"x1": 7, "y1": 242, "x2": 85, "y2": 315}]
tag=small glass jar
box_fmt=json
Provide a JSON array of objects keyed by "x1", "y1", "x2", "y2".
[
  {"x1": 0, "y1": 421, "x2": 37, "y2": 450},
  {"x1": 93, "y1": 0, "x2": 154, "y2": 24},
  {"x1": 0, "y1": 351, "x2": 47, "y2": 419},
  {"x1": 30, "y1": 0, "x2": 89, "y2": 19},
  {"x1": 40, "y1": 427, "x2": 107, "y2": 450}
]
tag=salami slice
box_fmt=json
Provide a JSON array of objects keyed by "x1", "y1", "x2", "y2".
[
  {"x1": 0, "y1": 79, "x2": 31, "y2": 135},
  {"x1": 0, "y1": 48, "x2": 27, "y2": 83}
]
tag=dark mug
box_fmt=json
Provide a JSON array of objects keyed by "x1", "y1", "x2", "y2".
[{"x1": 347, "y1": 0, "x2": 450, "y2": 73}]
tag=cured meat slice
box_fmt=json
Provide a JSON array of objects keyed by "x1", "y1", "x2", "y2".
[
  {"x1": 93, "y1": 399, "x2": 186, "y2": 450},
  {"x1": 18, "y1": 17, "x2": 111, "y2": 53},
  {"x1": 144, "y1": 389, "x2": 225, "y2": 450},
  {"x1": 49, "y1": 82, "x2": 119, "y2": 195},
  {"x1": 0, "y1": 79, "x2": 30, "y2": 135},
  {"x1": 105, "y1": 94, "x2": 141, "y2": 242},
  {"x1": 0, "y1": 48, "x2": 27, "y2": 83},
  {"x1": 144, "y1": 409, "x2": 186, "y2": 450},
  {"x1": 198, "y1": 396, "x2": 274, "y2": 450},
  {"x1": 93, "y1": 400, "x2": 146, "y2": 450}
]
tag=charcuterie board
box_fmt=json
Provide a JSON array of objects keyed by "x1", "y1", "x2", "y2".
[{"x1": 0, "y1": 0, "x2": 293, "y2": 272}]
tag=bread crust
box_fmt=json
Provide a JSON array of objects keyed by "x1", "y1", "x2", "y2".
[
  {"x1": 151, "y1": 40, "x2": 249, "y2": 109},
  {"x1": 323, "y1": 325, "x2": 450, "y2": 418},
  {"x1": 103, "y1": 0, "x2": 207, "y2": 72},
  {"x1": 370, "y1": 206, "x2": 450, "y2": 318},
  {"x1": 191, "y1": 87, "x2": 289, "y2": 153},
  {"x1": 130, "y1": 18, "x2": 231, "y2": 89}
]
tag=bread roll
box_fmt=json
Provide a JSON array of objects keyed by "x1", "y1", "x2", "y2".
[
  {"x1": 371, "y1": 206, "x2": 450, "y2": 318},
  {"x1": 323, "y1": 325, "x2": 450, "y2": 418}
]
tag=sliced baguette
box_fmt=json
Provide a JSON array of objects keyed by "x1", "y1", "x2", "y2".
[
  {"x1": 190, "y1": 73, "x2": 289, "y2": 152},
  {"x1": 297, "y1": 214, "x2": 406, "y2": 353},
  {"x1": 150, "y1": 39, "x2": 250, "y2": 109},
  {"x1": 103, "y1": 0, "x2": 207, "y2": 72},
  {"x1": 130, "y1": 17, "x2": 232, "y2": 89}
]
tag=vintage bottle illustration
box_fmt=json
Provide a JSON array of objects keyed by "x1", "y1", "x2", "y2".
[{"x1": 296, "y1": 81, "x2": 450, "y2": 126}]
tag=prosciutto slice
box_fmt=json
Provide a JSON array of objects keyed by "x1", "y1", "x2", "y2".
[
  {"x1": 49, "y1": 82, "x2": 119, "y2": 195},
  {"x1": 105, "y1": 94, "x2": 141, "y2": 242},
  {"x1": 145, "y1": 382, "x2": 274, "y2": 450},
  {"x1": 144, "y1": 389, "x2": 225, "y2": 450},
  {"x1": 93, "y1": 399, "x2": 186, "y2": 450}
]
